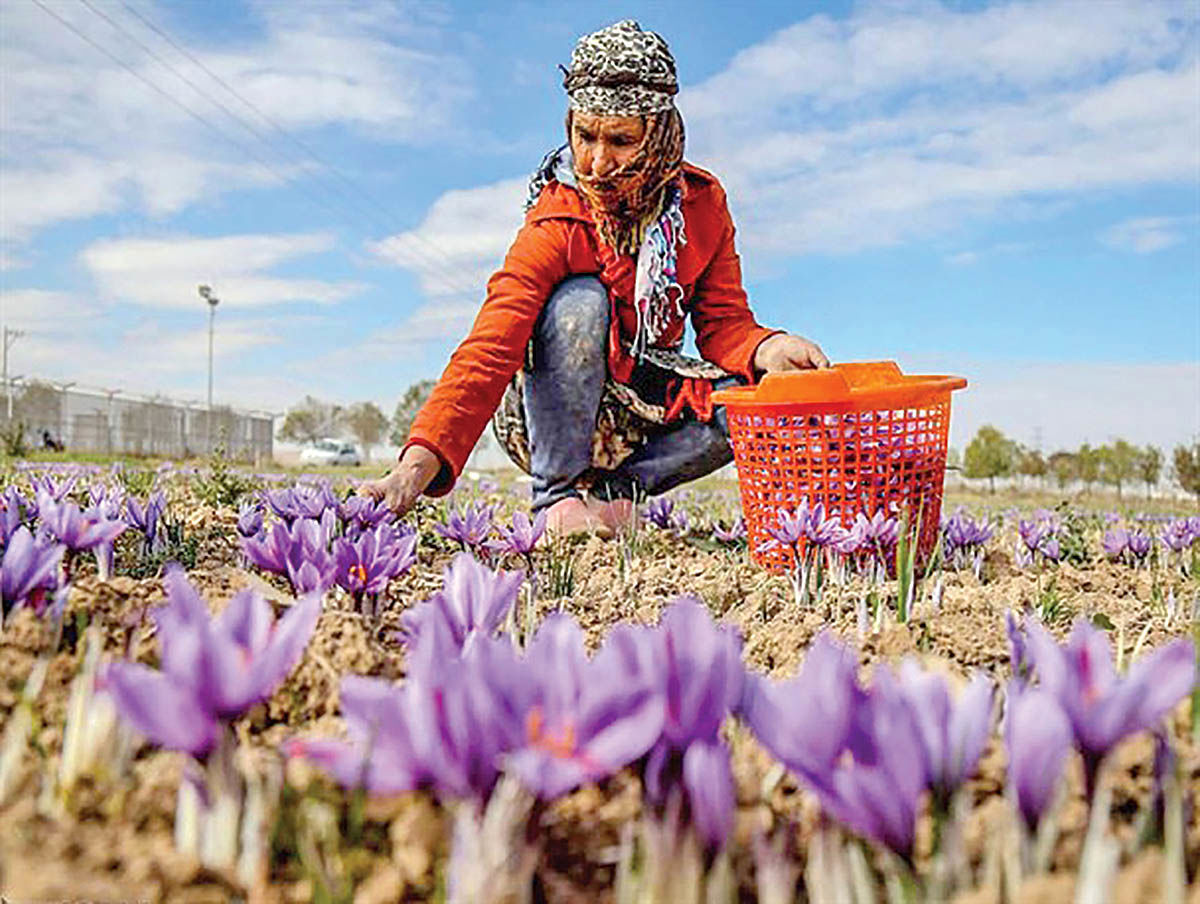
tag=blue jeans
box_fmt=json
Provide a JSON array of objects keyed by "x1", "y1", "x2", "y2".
[{"x1": 524, "y1": 275, "x2": 738, "y2": 511}]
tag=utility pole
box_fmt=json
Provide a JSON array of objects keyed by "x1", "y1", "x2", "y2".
[
  {"x1": 3, "y1": 327, "x2": 25, "y2": 422},
  {"x1": 102, "y1": 388, "x2": 120, "y2": 455},
  {"x1": 51, "y1": 380, "x2": 75, "y2": 449},
  {"x1": 198, "y1": 285, "x2": 220, "y2": 453}
]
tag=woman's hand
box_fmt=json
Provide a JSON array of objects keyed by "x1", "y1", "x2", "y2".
[
  {"x1": 753, "y1": 333, "x2": 830, "y2": 374},
  {"x1": 359, "y1": 445, "x2": 442, "y2": 517}
]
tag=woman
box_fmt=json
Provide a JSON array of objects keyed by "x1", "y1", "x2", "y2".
[{"x1": 365, "y1": 20, "x2": 828, "y2": 536}]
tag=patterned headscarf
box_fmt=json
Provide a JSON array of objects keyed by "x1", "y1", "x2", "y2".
[{"x1": 562, "y1": 19, "x2": 678, "y2": 116}]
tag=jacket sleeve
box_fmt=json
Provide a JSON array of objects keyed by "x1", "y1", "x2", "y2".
[
  {"x1": 688, "y1": 187, "x2": 781, "y2": 383},
  {"x1": 404, "y1": 219, "x2": 572, "y2": 494}
]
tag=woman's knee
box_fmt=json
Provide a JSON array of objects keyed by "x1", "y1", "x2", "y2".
[
  {"x1": 533, "y1": 275, "x2": 608, "y2": 368},
  {"x1": 541, "y1": 276, "x2": 608, "y2": 335}
]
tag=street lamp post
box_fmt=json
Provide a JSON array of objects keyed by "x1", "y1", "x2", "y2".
[
  {"x1": 3, "y1": 327, "x2": 26, "y2": 422},
  {"x1": 198, "y1": 285, "x2": 220, "y2": 453}
]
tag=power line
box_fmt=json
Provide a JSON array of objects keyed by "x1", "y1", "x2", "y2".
[
  {"x1": 114, "y1": 0, "x2": 480, "y2": 291},
  {"x1": 33, "y1": 0, "x2": 478, "y2": 301},
  {"x1": 73, "y1": 0, "x2": 478, "y2": 299}
]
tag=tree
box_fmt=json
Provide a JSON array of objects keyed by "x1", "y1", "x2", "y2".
[
  {"x1": 1097, "y1": 439, "x2": 1138, "y2": 499},
  {"x1": 1048, "y1": 451, "x2": 1077, "y2": 491},
  {"x1": 343, "y1": 401, "x2": 388, "y2": 463},
  {"x1": 1075, "y1": 443, "x2": 1100, "y2": 492},
  {"x1": 1015, "y1": 445, "x2": 1047, "y2": 486},
  {"x1": 277, "y1": 396, "x2": 344, "y2": 445},
  {"x1": 1137, "y1": 445, "x2": 1162, "y2": 499},
  {"x1": 962, "y1": 425, "x2": 1017, "y2": 493},
  {"x1": 1173, "y1": 442, "x2": 1200, "y2": 501},
  {"x1": 390, "y1": 379, "x2": 436, "y2": 447}
]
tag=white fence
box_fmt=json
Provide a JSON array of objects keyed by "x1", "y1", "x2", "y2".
[{"x1": 1, "y1": 380, "x2": 273, "y2": 462}]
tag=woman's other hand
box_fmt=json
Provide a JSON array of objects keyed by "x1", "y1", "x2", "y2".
[
  {"x1": 359, "y1": 445, "x2": 442, "y2": 517},
  {"x1": 753, "y1": 333, "x2": 830, "y2": 374}
]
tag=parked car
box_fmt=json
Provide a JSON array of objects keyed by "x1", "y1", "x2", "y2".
[{"x1": 299, "y1": 438, "x2": 362, "y2": 467}]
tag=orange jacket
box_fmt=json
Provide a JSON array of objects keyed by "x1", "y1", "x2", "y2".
[{"x1": 406, "y1": 162, "x2": 779, "y2": 495}]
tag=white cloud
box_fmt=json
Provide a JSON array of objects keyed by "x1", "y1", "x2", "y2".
[
  {"x1": 1100, "y1": 215, "x2": 1195, "y2": 253},
  {"x1": 368, "y1": 176, "x2": 526, "y2": 299},
  {"x1": 0, "y1": 0, "x2": 472, "y2": 241},
  {"x1": 80, "y1": 232, "x2": 364, "y2": 308},
  {"x1": 0, "y1": 290, "x2": 105, "y2": 333},
  {"x1": 676, "y1": 1, "x2": 1198, "y2": 257}
]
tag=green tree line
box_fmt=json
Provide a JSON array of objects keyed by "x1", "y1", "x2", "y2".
[{"x1": 956, "y1": 424, "x2": 1198, "y2": 499}]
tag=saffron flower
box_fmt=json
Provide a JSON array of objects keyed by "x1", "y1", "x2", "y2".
[
  {"x1": 897, "y1": 662, "x2": 993, "y2": 803},
  {"x1": 1, "y1": 526, "x2": 64, "y2": 618},
  {"x1": 332, "y1": 524, "x2": 417, "y2": 601},
  {"x1": 435, "y1": 501, "x2": 495, "y2": 551},
  {"x1": 639, "y1": 597, "x2": 744, "y2": 848},
  {"x1": 711, "y1": 517, "x2": 746, "y2": 544},
  {"x1": 284, "y1": 675, "x2": 426, "y2": 795},
  {"x1": 642, "y1": 497, "x2": 676, "y2": 530},
  {"x1": 1024, "y1": 617, "x2": 1197, "y2": 797},
  {"x1": 399, "y1": 553, "x2": 523, "y2": 654},
  {"x1": 105, "y1": 566, "x2": 322, "y2": 757},
  {"x1": 1102, "y1": 528, "x2": 1128, "y2": 561},
  {"x1": 1127, "y1": 531, "x2": 1152, "y2": 564},
  {"x1": 235, "y1": 501, "x2": 263, "y2": 539},
  {"x1": 1004, "y1": 682, "x2": 1073, "y2": 832},
  {"x1": 819, "y1": 666, "x2": 928, "y2": 863},
  {"x1": 242, "y1": 518, "x2": 336, "y2": 595},
  {"x1": 1, "y1": 485, "x2": 29, "y2": 546},
  {"x1": 37, "y1": 493, "x2": 127, "y2": 553},
  {"x1": 742, "y1": 631, "x2": 865, "y2": 786},
  {"x1": 504, "y1": 614, "x2": 664, "y2": 799},
  {"x1": 496, "y1": 509, "x2": 548, "y2": 557}
]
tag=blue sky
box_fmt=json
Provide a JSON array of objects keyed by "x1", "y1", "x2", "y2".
[{"x1": 1, "y1": 0, "x2": 1197, "y2": 455}]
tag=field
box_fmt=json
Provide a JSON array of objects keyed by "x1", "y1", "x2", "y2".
[{"x1": 0, "y1": 456, "x2": 1197, "y2": 903}]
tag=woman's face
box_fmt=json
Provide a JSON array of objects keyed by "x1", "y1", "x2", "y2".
[{"x1": 570, "y1": 111, "x2": 646, "y2": 182}]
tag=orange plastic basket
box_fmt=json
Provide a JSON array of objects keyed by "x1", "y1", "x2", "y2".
[{"x1": 712, "y1": 361, "x2": 967, "y2": 573}]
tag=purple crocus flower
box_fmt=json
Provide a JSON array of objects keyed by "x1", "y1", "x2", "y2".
[
  {"x1": 1161, "y1": 519, "x2": 1193, "y2": 554},
  {"x1": 126, "y1": 490, "x2": 166, "y2": 550},
  {"x1": 337, "y1": 494, "x2": 393, "y2": 533},
  {"x1": 803, "y1": 502, "x2": 847, "y2": 548},
  {"x1": 1102, "y1": 528, "x2": 1129, "y2": 561},
  {"x1": 2, "y1": 485, "x2": 30, "y2": 546},
  {"x1": 104, "y1": 565, "x2": 322, "y2": 757},
  {"x1": 818, "y1": 666, "x2": 928, "y2": 863},
  {"x1": 243, "y1": 518, "x2": 336, "y2": 595},
  {"x1": 497, "y1": 509, "x2": 548, "y2": 557},
  {"x1": 858, "y1": 510, "x2": 900, "y2": 560},
  {"x1": 37, "y1": 493, "x2": 127, "y2": 553},
  {"x1": 1004, "y1": 682, "x2": 1073, "y2": 832},
  {"x1": 236, "y1": 501, "x2": 264, "y2": 539},
  {"x1": 333, "y1": 525, "x2": 417, "y2": 600},
  {"x1": 711, "y1": 517, "x2": 746, "y2": 544},
  {"x1": 1127, "y1": 531, "x2": 1152, "y2": 564},
  {"x1": 265, "y1": 484, "x2": 335, "y2": 524},
  {"x1": 1, "y1": 526, "x2": 64, "y2": 617},
  {"x1": 642, "y1": 497, "x2": 676, "y2": 530},
  {"x1": 639, "y1": 597, "x2": 744, "y2": 848},
  {"x1": 1006, "y1": 609, "x2": 1032, "y2": 683},
  {"x1": 897, "y1": 661, "x2": 993, "y2": 803},
  {"x1": 742, "y1": 631, "x2": 866, "y2": 786},
  {"x1": 284, "y1": 675, "x2": 426, "y2": 795},
  {"x1": 435, "y1": 502, "x2": 495, "y2": 551},
  {"x1": 1024, "y1": 617, "x2": 1197, "y2": 797},
  {"x1": 1018, "y1": 519, "x2": 1049, "y2": 555},
  {"x1": 399, "y1": 553, "x2": 523, "y2": 653},
  {"x1": 504, "y1": 614, "x2": 664, "y2": 800}
]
